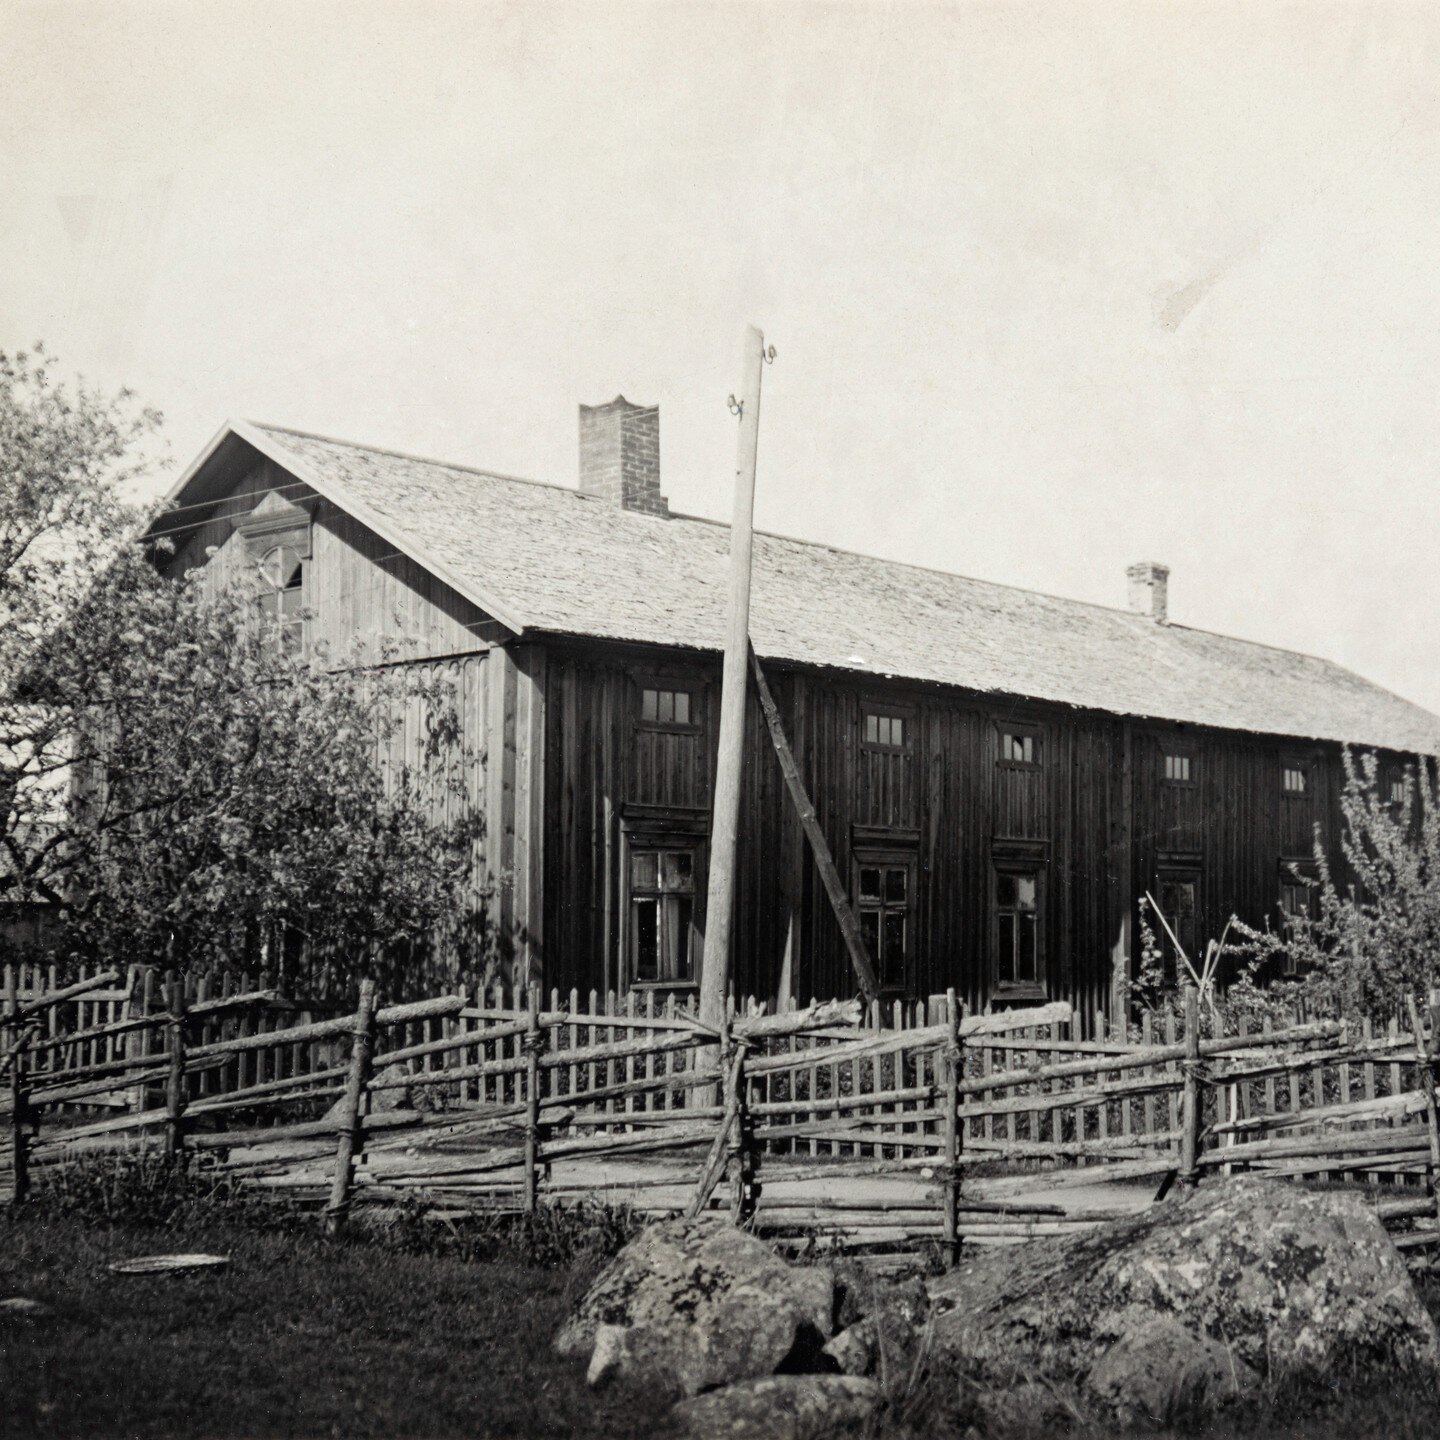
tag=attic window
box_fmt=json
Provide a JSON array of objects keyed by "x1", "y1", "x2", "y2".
[
  {"x1": 1390, "y1": 777, "x2": 1408, "y2": 805},
  {"x1": 257, "y1": 545, "x2": 304, "y2": 658},
  {"x1": 1282, "y1": 765, "x2": 1308, "y2": 796},
  {"x1": 998, "y1": 729, "x2": 1040, "y2": 768},
  {"x1": 862, "y1": 710, "x2": 907, "y2": 751},
  {"x1": 1163, "y1": 754, "x2": 1193, "y2": 785},
  {"x1": 640, "y1": 687, "x2": 694, "y2": 729}
]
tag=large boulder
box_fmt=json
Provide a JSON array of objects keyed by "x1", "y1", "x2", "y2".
[
  {"x1": 555, "y1": 1216, "x2": 835, "y2": 1397},
  {"x1": 930, "y1": 1177, "x2": 1438, "y2": 1421},
  {"x1": 667, "y1": 1375, "x2": 881, "y2": 1439}
]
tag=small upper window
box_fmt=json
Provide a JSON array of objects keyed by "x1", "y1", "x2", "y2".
[
  {"x1": 258, "y1": 545, "x2": 304, "y2": 658},
  {"x1": 1282, "y1": 765, "x2": 1308, "y2": 796},
  {"x1": 1163, "y1": 754, "x2": 1192, "y2": 784},
  {"x1": 862, "y1": 711, "x2": 906, "y2": 750},
  {"x1": 999, "y1": 730, "x2": 1039, "y2": 767},
  {"x1": 640, "y1": 687, "x2": 693, "y2": 727},
  {"x1": 1389, "y1": 775, "x2": 1407, "y2": 805}
]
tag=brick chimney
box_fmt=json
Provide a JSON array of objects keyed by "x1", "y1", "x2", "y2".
[
  {"x1": 578, "y1": 396, "x2": 669, "y2": 517},
  {"x1": 1126, "y1": 561, "x2": 1170, "y2": 623}
]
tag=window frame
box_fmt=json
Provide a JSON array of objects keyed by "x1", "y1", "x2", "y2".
[
  {"x1": 633, "y1": 677, "x2": 704, "y2": 736},
  {"x1": 852, "y1": 845, "x2": 917, "y2": 996},
  {"x1": 620, "y1": 824, "x2": 707, "y2": 992},
  {"x1": 995, "y1": 721, "x2": 1043, "y2": 772},
  {"x1": 991, "y1": 855, "x2": 1047, "y2": 999},
  {"x1": 1277, "y1": 869, "x2": 1317, "y2": 978},
  {"x1": 860, "y1": 702, "x2": 914, "y2": 755},
  {"x1": 1280, "y1": 757, "x2": 1311, "y2": 797},
  {"x1": 1385, "y1": 765, "x2": 1410, "y2": 808},
  {"x1": 1161, "y1": 749, "x2": 1197, "y2": 789},
  {"x1": 256, "y1": 543, "x2": 306, "y2": 659},
  {"x1": 1153, "y1": 866, "x2": 1201, "y2": 984}
]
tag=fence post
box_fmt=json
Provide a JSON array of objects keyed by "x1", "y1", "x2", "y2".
[
  {"x1": 523, "y1": 986, "x2": 541, "y2": 1215},
  {"x1": 164, "y1": 976, "x2": 188, "y2": 1165},
  {"x1": 730, "y1": 1043, "x2": 755, "y2": 1225},
  {"x1": 1406, "y1": 992, "x2": 1440, "y2": 1230},
  {"x1": 325, "y1": 979, "x2": 377, "y2": 1237},
  {"x1": 942, "y1": 987, "x2": 962, "y2": 1267},
  {"x1": 1178, "y1": 984, "x2": 1202, "y2": 1190},
  {"x1": 6, "y1": 974, "x2": 29, "y2": 1207}
]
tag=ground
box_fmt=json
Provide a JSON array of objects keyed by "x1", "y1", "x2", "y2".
[
  {"x1": 3, "y1": 1206, "x2": 1440, "y2": 1439},
  {"x1": 0, "y1": 1212, "x2": 666, "y2": 1440}
]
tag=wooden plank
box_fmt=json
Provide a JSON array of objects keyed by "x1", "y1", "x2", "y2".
[{"x1": 750, "y1": 649, "x2": 878, "y2": 1001}]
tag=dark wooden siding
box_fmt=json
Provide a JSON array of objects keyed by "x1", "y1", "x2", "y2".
[{"x1": 535, "y1": 635, "x2": 1378, "y2": 1025}]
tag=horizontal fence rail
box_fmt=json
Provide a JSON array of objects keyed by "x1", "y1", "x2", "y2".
[{"x1": 6, "y1": 964, "x2": 1440, "y2": 1267}]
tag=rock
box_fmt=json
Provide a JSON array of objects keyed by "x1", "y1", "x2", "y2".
[
  {"x1": 930, "y1": 1178, "x2": 1438, "y2": 1415},
  {"x1": 555, "y1": 1216, "x2": 836, "y2": 1396},
  {"x1": 668, "y1": 1375, "x2": 881, "y2": 1439},
  {"x1": 1087, "y1": 1315, "x2": 1258, "y2": 1427},
  {"x1": 833, "y1": 1264, "x2": 929, "y2": 1333},
  {"x1": 825, "y1": 1264, "x2": 930, "y2": 1378},
  {"x1": 323, "y1": 1063, "x2": 412, "y2": 1122},
  {"x1": 0, "y1": 1297, "x2": 51, "y2": 1320},
  {"x1": 974, "y1": 1380, "x2": 1081, "y2": 1435},
  {"x1": 822, "y1": 1318, "x2": 878, "y2": 1376}
]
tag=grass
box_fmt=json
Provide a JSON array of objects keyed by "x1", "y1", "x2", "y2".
[
  {"x1": 0, "y1": 1207, "x2": 663, "y2": 1440},
  {"x1": 5, "y1": 1156, "x2": 1440, "y2": 1440}
]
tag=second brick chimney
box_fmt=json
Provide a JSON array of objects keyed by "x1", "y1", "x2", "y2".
[
  {"x1": 578, "y1": 396, "x2": 669, "y2": 517},
  {"x1": 1126, "y1": 561, "x2": 1170, "y2": 623}
]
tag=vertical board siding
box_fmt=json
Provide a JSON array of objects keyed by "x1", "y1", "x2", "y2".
[{"x1": 162, "y1": 462, "x2": 496, "y2": 663}]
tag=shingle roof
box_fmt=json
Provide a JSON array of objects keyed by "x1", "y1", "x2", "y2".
[{"x1": 206, "y1": 421, "x2": 1440, "y2": 754}]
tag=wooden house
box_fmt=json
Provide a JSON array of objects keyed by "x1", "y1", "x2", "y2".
[{"x1": 145, "y1": 399, "x2": 1440, "y2": 1023}]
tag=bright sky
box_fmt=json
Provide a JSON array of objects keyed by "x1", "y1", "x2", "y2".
[{"x1": 4, "y1": 1, "x2": 1440, "y2": 713}]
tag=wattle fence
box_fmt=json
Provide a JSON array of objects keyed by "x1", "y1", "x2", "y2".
[{"x1": 6, "y1": 962, "x2": 1440, "y2": 1267}]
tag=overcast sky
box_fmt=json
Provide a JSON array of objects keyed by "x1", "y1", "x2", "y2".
[{"x1": 4, "y1": 1, "x2": 1440, "y2": 712}]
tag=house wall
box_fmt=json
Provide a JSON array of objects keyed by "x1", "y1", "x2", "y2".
[
  {"x1": 154, "y1": 461, "x2": 1412, "y2": 1011},
  {"x1": 535, "y1": 635, "x2": 1384, "y2": 1026}
]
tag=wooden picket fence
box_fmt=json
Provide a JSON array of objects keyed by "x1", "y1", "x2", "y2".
[{"x1": 7, "y1": 964, "x2": 1440, "y2": 1266}]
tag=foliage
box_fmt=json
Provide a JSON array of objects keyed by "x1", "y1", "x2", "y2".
[
  {"x1": 1, "y1": 346, "x2": 492, "y2": 994},
  {"x1": 28, "y1": 1148, "x2": 280, "y2": 1228},
  {"x1": 1232, "y1": 750, "x2": 1440, "y2": 1020},
  {"x1": 1121, "y1": 896, "x2": 1281, "y2": 1040},
  {"x1": 358, "y1": 1195, "x2": 643, "y2": 1270}
]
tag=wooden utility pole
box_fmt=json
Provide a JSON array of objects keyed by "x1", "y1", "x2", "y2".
[{"x1": 698, "y1": 325, "x2": 768, "y2": 1034}]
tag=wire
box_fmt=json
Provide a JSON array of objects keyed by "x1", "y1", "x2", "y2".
[{"x1": 139, "y1": 480, "x2": 321, "y2": 540}]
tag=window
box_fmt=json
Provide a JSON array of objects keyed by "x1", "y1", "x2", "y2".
[
  {"x1": 1163, "y1": 753, "x2": 1193, "y2": 784},
  {"x1": 640, "y1": 687, "x2": 694, "y2": 728},
  {"x1": 998, "y1": 729, "x2": 1040, "y2": 767},
  {"x1": 855, "y1": 858, "x2": 912, "y2": 992},
  {"x1": 862, "y1": 711, "x2": 906, "y2": 750},
  {"x1": 1278, "y1": 877, "x2": 1314, "y2": 977},
  {"x1": 994, "y1": 866, "x2": 1043, "y2": 990},
  {"x1": 1389, "y1": 774, "x2": 1408, "y2": 805},
  {"x1": 1282, "y1": 764, "x2": 1308, "y2": 795},
  {"x1": 257, "y1": 545, "x2": 304, "y2": 658},
  {"x1": 628, "y1": 845, "x2": 700, "y2": 984},
  {"x1": 1154, "y1": 873, "x2": 1199, "y2": 982}
]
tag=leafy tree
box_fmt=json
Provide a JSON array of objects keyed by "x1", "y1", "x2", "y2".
[
  {"x1": 1232, "y1": 749, "x2": 1440, "y2": 1019},
  {"x1": 2, "y1": 347, "x2": 490, "y2": 995}
]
